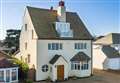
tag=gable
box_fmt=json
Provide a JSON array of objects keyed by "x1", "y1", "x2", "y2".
[{"x1": 27, "y1": 6, "x2": 93, "y2": 40}]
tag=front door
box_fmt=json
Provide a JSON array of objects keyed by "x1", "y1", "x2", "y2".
[{"x1": 57, "y1": 65, "x2": 64, "y2": 81}]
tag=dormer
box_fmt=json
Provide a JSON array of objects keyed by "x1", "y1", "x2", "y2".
[{"x1": 55, "y1": 0, "x2": 73, "y2": 37}]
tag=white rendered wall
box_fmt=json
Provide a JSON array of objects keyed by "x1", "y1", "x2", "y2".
[{"x1": 36, "y1": 40, "x2": 92, "y2": 81}]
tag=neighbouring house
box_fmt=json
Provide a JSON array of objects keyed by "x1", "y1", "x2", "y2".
[
  {"x1": 93, "y1": 33, "x2": 120, "y2": 70},
  {"x1": 15, "y1": 1, "x2": 93, "y2": 82},
  {"x1": 0, "y1": 51, "x2": 18, "y2": 82},
  {"x1": 94, "y1": 33, "x2": 120, "y2": 52}
]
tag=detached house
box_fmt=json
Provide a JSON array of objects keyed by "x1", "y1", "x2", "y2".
[{"x1": 16, "y1": 1, "x2": 93, "y2": 81}]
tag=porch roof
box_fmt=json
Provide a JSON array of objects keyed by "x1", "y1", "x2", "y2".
[
  {"x1": 49, "y1": 55, "x2": 61, "y2": 64},
  {"x1": 70, "y1": 52, "x2": 90, "y2": 61}
]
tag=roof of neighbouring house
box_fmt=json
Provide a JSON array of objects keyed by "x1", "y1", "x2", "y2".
[
  {"x1": 94, "y1": 33, "x2": 120, "y2": 44},
  {"x1": 0, "y1": 58, "x2": 18, "y2": 68},
  {"x1": 27, "y1": 6, "x2": 93, "y2": 40},
  {"x1": 102, "y1": 45, "x2": 120, "y2": 58},
  {"x1": 70, "y1": 52, "x2": 90, "y2": 61},
  {"x1": 0, "y1": 51, "x2": 18, "y2": 68}
]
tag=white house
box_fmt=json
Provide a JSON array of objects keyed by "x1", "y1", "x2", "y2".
[
  {"x1": 93, "y1": 33, "x2": 120, "y2": 70},
  {"x1": 16, "y1": 1, "x2": 93, "y2": 82}
]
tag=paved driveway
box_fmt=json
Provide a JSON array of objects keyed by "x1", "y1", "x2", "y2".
[{"x1": 35, "y1": 69, "x2": 120, "y2": 83}]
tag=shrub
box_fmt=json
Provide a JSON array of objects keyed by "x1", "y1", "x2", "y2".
[
  {"x1": 12, "y1": 58, "x2": 29, "y2": 80},
  {"x1": 25, "y1": 79, "x2": 33, "y2": 83}
]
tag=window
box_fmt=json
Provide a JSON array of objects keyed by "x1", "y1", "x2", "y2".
[
  {"x1": 42, "y1": 65, "x2": 48, "y2": 72},
  {"x1": 25, "y1": 42, "x2": 27, "y2": 50},
  {"x1": 32, "y1": 30, "x2": 34, "y2": 39},
  {"x1": 12, "y1": 69, "x2": 17, "y2": 81},
  {"x1": 28, "y1": 54, "x2": 30, "y2": 63},
  {"x1": 0, "y1": 71, "x2": 4, "y2": 82},
  {"x1": 48, "y1": 43, "x2": 63, "y2": 50},
  {"x1": 81, "y1": 62, "x2": 89, "y2": 70},
  {"x1": 75, "y1": 43, "x2": 87, "y2": 49},
  {"x1": 25, "y1": 24, "x2": 27, "y2": 31},
  {"x1": 20, "y1": 56, "x2": 23, "y2": 61},
  {"x1": 6, "y1": 70, "x2": 10, "y2": 82},
  {"x1": 71, "y1": 62, "x2": 80, "y2": 70}
]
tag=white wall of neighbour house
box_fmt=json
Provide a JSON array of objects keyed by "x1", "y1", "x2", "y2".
[
  {"x1": 18, "y1": 8, "x2": 38, "y2": 69},
  {"x1": 107, "y1": 58, "x2": 120, "y2": 70},
  {"x1": 93, "y1": 45, "x2": 107, "y2": 69},
  {"x1": 36, "y1": 40, "x2": 92, "y2": 81}
]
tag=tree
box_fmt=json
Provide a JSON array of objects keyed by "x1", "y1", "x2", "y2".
[{"x1": 3, "y1": 29, "x2": 21, "y2": 54}]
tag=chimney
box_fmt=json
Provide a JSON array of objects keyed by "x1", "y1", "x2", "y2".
[
  {"x1": 50, "y1": 6, "x2": 53, "y2": 11},
  {"x1": 57, "y1": 0, "x2": 66, "y2": 22}
]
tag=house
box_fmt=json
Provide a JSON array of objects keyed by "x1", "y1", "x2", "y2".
[
  {"x1": 93, "y1": 33, "x2": 120, "y2": 70},
  {"x1": 0, "y1": 51, "x2": 18, "y2": 82},
  {"x1": 94, "y1": 33, "x2": 120, "y2": 52},
  {"x1": 16, "y1": 1, "x2": 93, "y2": 82}
]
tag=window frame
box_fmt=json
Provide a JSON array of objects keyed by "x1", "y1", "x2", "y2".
[{"x1": 41, "y1": 65, "x2": 49, "y2": 72}]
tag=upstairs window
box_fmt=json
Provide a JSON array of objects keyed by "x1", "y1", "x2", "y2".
[
  {"x1": 28, "y1": 54, "x2": 30, "y2": 63},
  {"x1": 32, "y1": 30, "x2": 34, "y2": 39},
  {"x1": 25, "y1": 42, "x2": 27, "y2": 50},
  {"x1": 75, "y1": 43, "x2": 87, "y2": 49},
  {"x1": 25, "y1": 24, "x2": 27, "y2": 31},
  {"x1": 48, "y1": 43, "x2": 63, "y2": 50}
]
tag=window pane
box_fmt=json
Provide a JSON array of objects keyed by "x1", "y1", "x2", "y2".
[
  {"x1": 12, "y1": 69, "x2": 17, "y2": 81},
  {"x1": 48, "y1": 43, "x2": 51, "y2": 50},
  {"x1": 0, "y1": 71, "x2": 4, "y2": 82},
  {"x1": 6, "y1": 70, "x2": 10, "y2": 82},
  {"x1": 60, "y1": 43, "x2": 62, "y2": 49}
]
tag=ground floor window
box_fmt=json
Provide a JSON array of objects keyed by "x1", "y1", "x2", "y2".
[
  {"x1": 0, "y1": 68, "x2": 18, "y2": 82},
  {"x1": 12, "y1": 69, "x2": 17, "y2": 81},
  {"x1": 42, "y1": 65, "x2": 48, "y2": 72},
  {"x1": 6, "y1": 70, "x2": 10, "y2": 82},
  {"x1": 81, "y1": 62, "x2": 89, "y2": 70},
  {"x1": 0, "y1": 70, "x2": 4, "y2": 82},
  {"x1": 71, "y1": 61, "x2": 80, "y2": 70},
  {"x1": 71, "y1": 61, "x2": 89, "y2": 70}
]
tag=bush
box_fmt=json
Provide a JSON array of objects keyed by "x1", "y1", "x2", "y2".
[
  {"x1": 12, "y1": 58, "x2": 29, "y2": 80},
  {"x1": 25, "y1": 79, "x2": 33, "y2": 83}
]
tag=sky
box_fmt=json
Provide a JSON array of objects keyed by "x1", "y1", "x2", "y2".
[{"x1": 0, "y1": 0, "x2": 120, "y2": 40}]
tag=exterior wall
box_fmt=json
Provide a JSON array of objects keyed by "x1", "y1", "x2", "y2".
[
  {"x1": 107, "y1": 58, "x2": 120, "y2": 70},
  {"x1": 17, "y1": 8, "x2": 38, "y2": 69},
  {"x1": 93, "y1": 45, "x2": 107, "y2": 69},
  {"x1": 36, "y1": 40, "x2": 92, "y2": 81}
]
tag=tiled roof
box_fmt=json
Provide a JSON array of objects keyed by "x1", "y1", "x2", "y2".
[
  {"x1": 27, "y1": 6, "x2": 93, "y2": 40},
  {"x1": 70, "y1": 52, "x2": 90, "y2": 61},
  {"x1": 49, "y1": 55, "x2": 61, "y2": 64},
  {"x1": 102, "y1": 45, "x2": 120, "y2": 58}
]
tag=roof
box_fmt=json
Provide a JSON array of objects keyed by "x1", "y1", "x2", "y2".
[
  {"x1": 0, "y1": 58, "x2": 18, "y2": 68},
  {"x1": 70, "y1": 52, "x2": 90, "y2": 61},
  {"x1": 27, "y1": 6, "x2": 93, "y2": 40},
  {"x1": 49, "y1": 55, "x2": 61, "y2": 64},
  {"x1": 94, "y1": 33, "x2": 120, "y2": 44},
  {"x1": 102, "y1": 45, "x2": 120, "y2": 58},
  {"x1": 0, "y1": 51, "x2": 18, "y2": 68}
]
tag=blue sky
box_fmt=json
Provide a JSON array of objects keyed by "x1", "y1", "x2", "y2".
[{"x1": 0, "y1": 0, "x2": 120, "y2": 40}]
